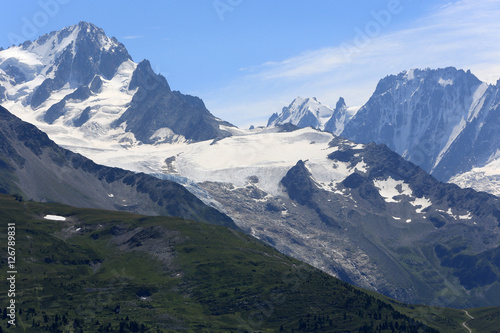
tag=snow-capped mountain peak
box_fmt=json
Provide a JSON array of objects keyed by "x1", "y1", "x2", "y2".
[
  {"x1": 0, "y1": 21, "x2": 131, "y2": 108},
  {"x1": 24, "y1": 21, "x2": 125, "y2": 69},
  {"x1": 0, "y1": 22, "x2": 231, "y2": 149},
  {"x1": 267, "y1": 96, "x2": 334, "y2": 129},
  {"x1": 267, "y1": 96, "x2": 356, "y2": 135},
  {"x1": 341, "y1": 67, "x2": 486, "y2": 175}
]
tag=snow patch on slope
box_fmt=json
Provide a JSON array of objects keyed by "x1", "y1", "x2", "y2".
[
  {"x1": 438, "y1": 78, "x2": 453, "y2": 86},
  {"x1": 309, "y1": 158, "x2": 368, "y2": 192},
  {"x1": 373, "y1": 177, "x2": 411, "y2": 203},
  {"x1": 411, "y1": 196, "x2": 432, "y2": 214},
  {"x1": 373, "y1": 177, "x2": 432, "y2": 213},
  {"x1": 28, "y1": 24, "x2": 80, "y2": 65},
  {"x1": 434, "y1": 117, "x2": 467, "y2": 168},
  {"x1": 404, "y1": 69, "x2": 415, "y2": 80},
  {"x1": 44, "y1": 215, "x2": 67, "y2": 221}
]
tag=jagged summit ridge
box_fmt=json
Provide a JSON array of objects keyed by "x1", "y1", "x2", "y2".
[
  {"x1": 22, "y1": 21, "x2": 131, "y2": 108},
  {"x1": 22, "y1": 21, "x2": 129, "y2": 68},
  {"x1": 263, "y1": 67, "x2": 500, "y2": 195},
  {"x1": 267, "y1": 96, "x2": 355, "y2": 134},
  {"x1": 267, "y1": 97, "x2": 333, "y2": 129}
]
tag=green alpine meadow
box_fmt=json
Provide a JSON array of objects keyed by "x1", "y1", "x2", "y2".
[{"x1": 0, "y1": 193, "x2": 498, "y2": 332}]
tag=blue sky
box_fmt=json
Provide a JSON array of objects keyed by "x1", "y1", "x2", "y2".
[{"x1": 2, "y1": 0, "x2": 500, "y2": 127}]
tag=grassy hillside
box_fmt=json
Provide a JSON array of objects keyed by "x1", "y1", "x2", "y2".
[{"x1": 0, "y1": 194, "x2": 497, "y2": 332}]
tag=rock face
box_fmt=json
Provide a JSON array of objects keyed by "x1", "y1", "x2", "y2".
[
  {"x1": 111, "y1": 60, "x2": 232, "y2": 143},
  {"x1": 278, "y1": 138, "x2": 500, "y2": 307},
  {"x1": 340, "y1": 67, "x2": 497, "y2": 181},
  {"x1": 0, "y1": 105, "x2": 236, "y2": 229},
  {"x1": 432, "y1": 80, "x2": 500, "y2": 180},
  {"x1": 0, "y1": 21, "x2": 233, "y2": 145}
]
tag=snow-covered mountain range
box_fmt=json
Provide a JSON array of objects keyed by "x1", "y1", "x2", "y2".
[
  {"x1": 2, "y1": 22, "x2": 500, "y2": 308},
  {"x1": 267, "y1": 96, "x2": 357, "y2": 135},
  {"x1": 267, "y1": 68, "x2": 500, "y2": 196},
  {"x1": 0, "y1": 21, "x2": 232, "y2": 148},
  {"x1": 4, "y1": 22, "x2": 497, "y2": 196}
]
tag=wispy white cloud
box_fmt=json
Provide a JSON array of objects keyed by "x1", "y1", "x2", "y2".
[
  {"x1": 206, "y1": 0, "x2": 500, "y2": 127},
  {"x1": 123, "y1": 35, "x2": 144, "y2": 40},
  {"x1": 244, "y1": 48, "x2": 348, "y2": 80},
  {"x1": 248, "y1": 0, "x2": 500, "y2": 83}
]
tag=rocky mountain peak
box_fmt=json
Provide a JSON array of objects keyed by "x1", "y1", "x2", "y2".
[
  {"x1": 267, "y1": 96, "x2": 334, "y2": 129},
  {"x1": 335, "y1": 96, "x2": 346, "y2": 109},
  {"x1": 323, "y1": 96, "x2": 353, "y2": 135},
  {"x1": 129, "y1": 59, "x2": 170, "y2": 92},
  {"x1": 341, "y1": 66, "x2": 485, "y2": 174},
  {"x1": 23, "y1": 21, "x2": 130, "y2": 70},
  {"x1": 1, "y1": 22, "x2": 232, "y2": 145},
  {"x1": 21, "y1": 22, "x2": 131, "y2": 108}
]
